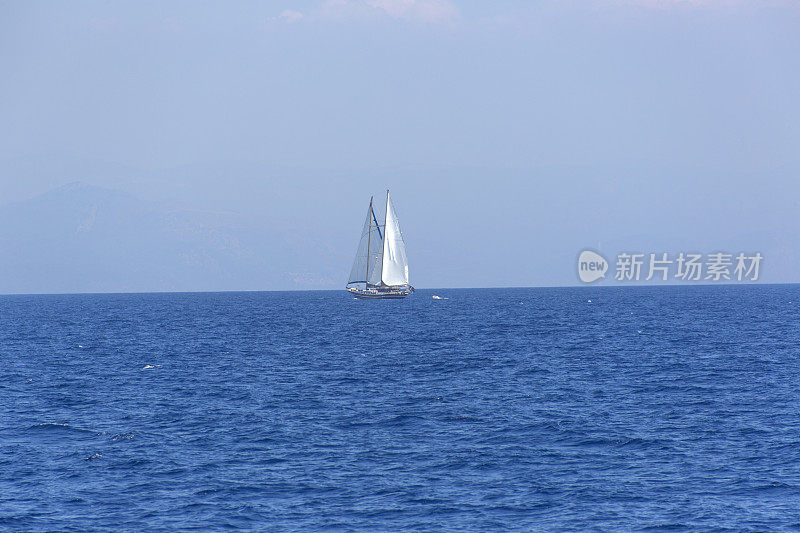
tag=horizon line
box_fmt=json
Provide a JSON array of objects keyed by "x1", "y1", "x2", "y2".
[{"x1": 0, "y1": 282, "x2": 792, "y2": 297}]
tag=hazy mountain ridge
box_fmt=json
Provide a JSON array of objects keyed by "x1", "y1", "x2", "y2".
[{"x1": 0, "y1": 183, "x2": 341, "y2": 294}]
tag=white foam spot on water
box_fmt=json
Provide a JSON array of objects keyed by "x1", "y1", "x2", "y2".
[{"x1": 143, "y1": 365, "x2": 154, "y2": 370}]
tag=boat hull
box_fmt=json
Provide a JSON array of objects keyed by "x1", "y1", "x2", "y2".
[{"x1": 347, "y1": 287, "x2": 413, "y2": 299}]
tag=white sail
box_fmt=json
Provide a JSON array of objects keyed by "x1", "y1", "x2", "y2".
[
  {"x1": 347, "y1": 199, "x2": 383, "y2": 288},
  {"x1": 380, "y1": 191, "x2": 410, "y2": 287}
]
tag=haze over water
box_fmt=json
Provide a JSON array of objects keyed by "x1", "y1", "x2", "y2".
[{"x1": 2, "y1": 1, "x2": 800, "y2": 291}]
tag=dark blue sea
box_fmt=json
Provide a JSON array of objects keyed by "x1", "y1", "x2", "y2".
[{"x1": 2, "y1": 286, "x2": 800, "y2": 531}]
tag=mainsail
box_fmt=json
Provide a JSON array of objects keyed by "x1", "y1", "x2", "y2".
[
  {"x1": 347, "y1": 191, "x2": 410, "y2": 290},
  {"x1": 347, "y1": 198, "x2": 384, "y2": 289}
]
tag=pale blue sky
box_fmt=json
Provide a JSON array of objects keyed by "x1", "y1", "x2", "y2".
[{"x1": 1, "y1": 0, "x2": 799, "y2": 291}]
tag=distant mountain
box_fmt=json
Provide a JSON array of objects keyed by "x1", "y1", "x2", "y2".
[{"x1": 0, "y1": 183, "x2": 342, "y2": 294}]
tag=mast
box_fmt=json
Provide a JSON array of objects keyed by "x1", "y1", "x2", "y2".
[
  {"x1": 365, "y1": 196, "x2": 373, "y2": 288},
  {"x1": 380, "y1": 189, "x2": 388, "y2": 286}
]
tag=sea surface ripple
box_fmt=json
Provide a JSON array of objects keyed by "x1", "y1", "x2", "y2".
[{"x1": 2, "y1": 286, "x2": 800, "y2": 531}]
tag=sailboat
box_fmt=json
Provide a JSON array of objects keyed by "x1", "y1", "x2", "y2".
[{"x1": 346, "y1": 190, "x2": 414, "y2": 299}]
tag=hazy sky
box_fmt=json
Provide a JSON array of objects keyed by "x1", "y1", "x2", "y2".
[{"x1": 1, "y1": 0, "x2": 799, "y2": 290}]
